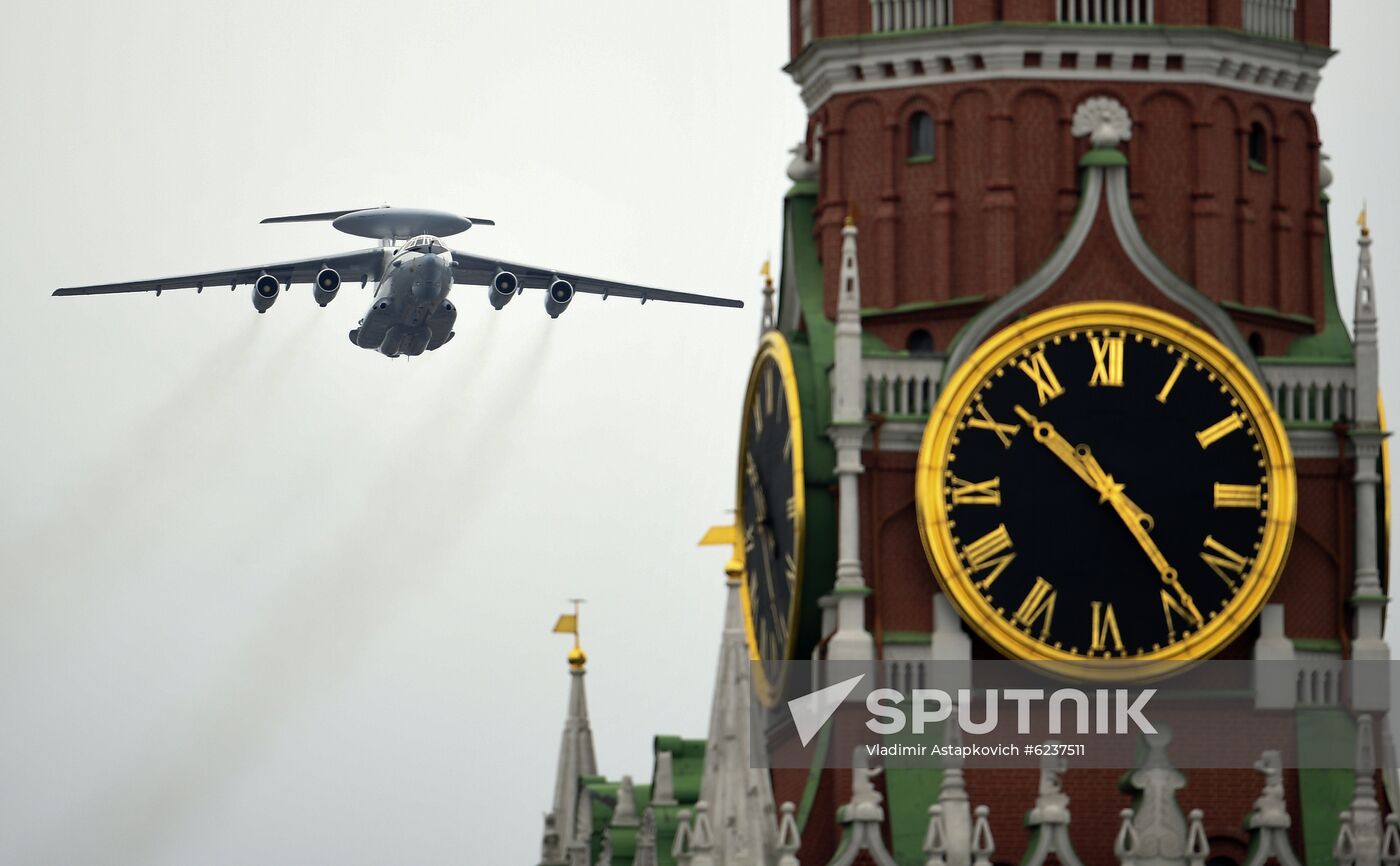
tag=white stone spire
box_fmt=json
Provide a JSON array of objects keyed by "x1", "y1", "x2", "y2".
[
  {"x1": 760, "y1": 259, "x2": 776, "y2": 336},
  {"x1": 696, "y1": 535, "x2": 779, "y2": 864},
  {"x1": 1021, "y1": 745, "x2": 1085, "y2": 866},
  {"x1": 1244, "y1": 751, "x2": 1302, "y2": 866},
  {"x1": 1123, "y1": 729, "x2": 1187, "y2": 866},
  {"x1": 1354, "y1": 208, "x2": 1380, "y2": 429},
  {"x1": 936, "y1": 722, "x2": 974, "y2": 866},
  {"x1": 1349, "y1": 716, "x2": 1384, "y2": 866},
  {"x1": 1348, "y1": 209, "x2": 1391, "y2": 701},
  {"x1": 826, "y1": 216, "x2": 876, "y2": 664},
  {"x1": 613, "y1": 775, "x2": 640, "y2": 829},
  {"x1": 828, "y1": 748, "x2": 900, "y2": 866},
  {"x1": 541, "y1": 608, "x2": 599, "y2": 866}
]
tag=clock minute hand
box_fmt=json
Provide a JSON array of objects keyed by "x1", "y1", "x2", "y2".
[{"x1": 1075, "y1": 448, "x2": 1205, "y2": 625}]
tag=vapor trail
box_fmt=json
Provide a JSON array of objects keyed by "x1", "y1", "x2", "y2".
[
  {"x1": 44, "y1": 318, "x2": 559, "y2": 865},
  {"x1": 0, "y1": 314, "x2": 318, "y2": 616},
  {"x1": 2, "y1": 320, "x2": 262, "y2": 565}
]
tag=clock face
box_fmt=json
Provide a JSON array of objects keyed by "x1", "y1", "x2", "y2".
[
  {"x1": 737, "y1": 332, "x2": 805, "y2": 704},
  {"x1": 916, "y1": 303, "x2": 1295, "y2": 675}
]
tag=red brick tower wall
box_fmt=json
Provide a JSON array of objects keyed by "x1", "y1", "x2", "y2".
[
  {"x1": 809, "y1": 80, "x2": 1324, "y2": 357},
  {"x1": 783, "y1": 3, "x2": 1350, "y2": 865}
]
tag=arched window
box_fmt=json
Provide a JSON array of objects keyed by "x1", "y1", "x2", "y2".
[
  {"x1": 1248, "y1": 332, "x2": 1266, "y2": 356},
  {"x1": 908, "y1": 111, "x2": 935, "y2": 160},
  {"x1": 1248, "y1": 122, "x2": 1268, "y2": 170},
  {"x1": 907, "y1": 328, "x2": 935, "y2": 355}
]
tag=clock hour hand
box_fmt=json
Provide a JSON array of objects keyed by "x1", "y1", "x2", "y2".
[
  {"x1": 1074, "y1": 445, "x2": 1154, "y2": 532},
  {"x1": 1012, "y1": 405, "x2": 1103, "y2": 492},
  {"x1": 1014, "y1": 405, "x2": 1152, "y2": 529}
]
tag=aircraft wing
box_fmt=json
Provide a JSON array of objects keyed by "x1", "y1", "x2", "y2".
[
  {"x1": 53, "y1": 248, "x2": 390, "y2": 297},
  {"x1": 449, "y1": 250, "x2": 743, "y2": 309}
]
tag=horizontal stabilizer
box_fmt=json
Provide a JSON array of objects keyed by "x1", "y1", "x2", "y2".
[{"x1": 261, "y1": 208, "x2": 382, "y2": 225}]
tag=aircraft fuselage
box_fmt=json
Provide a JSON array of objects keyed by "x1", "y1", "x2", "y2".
[{"x1": 349, "y1": 245, "x2": 458, "y2": 357}]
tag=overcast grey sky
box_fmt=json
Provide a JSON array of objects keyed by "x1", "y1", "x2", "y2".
[{"x1": 1, "y1": 3, "x2": 1396, "y2": 865}]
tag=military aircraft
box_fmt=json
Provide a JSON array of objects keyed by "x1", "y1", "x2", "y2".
[{"x1": 54, "y1": 206, "x2": 744, "y2": 358}]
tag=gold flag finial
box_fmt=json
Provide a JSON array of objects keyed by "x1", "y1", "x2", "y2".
[
  {"x1": 1359, "y1": 202, "x2": 1370, "y2": 237},
  {"x1": 553, "y1": 599, "x2": 587, "y2": 669},
  {"x1": 701, "y1": 521, "x2": 744, "y2": 585},
  {"x1": 760, "y1": 257, "x2": 773, "y2": 288},
  {"x1": 699, "y1": 523, "x2": 739, "y2": 547}
]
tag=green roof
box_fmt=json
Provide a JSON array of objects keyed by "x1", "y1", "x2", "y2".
[
  {"x1": 653, "y1": 735, "x2": 706, "y2": 805},
  {"x1": 577, "y1": 736, "x2": 709, "y2": 866},
  {"x1": 781, "y1": 185, "x2": 840, "y2": 658},
  {"x1": 1282, "y1": 201, "x2": 1354, "y2": 362}
]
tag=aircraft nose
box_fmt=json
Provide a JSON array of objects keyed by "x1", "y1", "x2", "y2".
[{"x1": 412, "y1": 255, "x2": 451, "y2": 300}]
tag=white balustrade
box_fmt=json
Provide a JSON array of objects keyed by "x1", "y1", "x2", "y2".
[
  {"x1": 861, "y1": 355, "x2": 945, "y2": 419},
  {"x1": 1242, "y1": 0, "x2": 1297, "y2": 40},
  {"x1": 1295, "y1": 651, "x2": 1344, "y2": 707},
  {"x1": 1260, "y1": 362, "x2": 1356, "y2": 426},
  {"x1": 1057, "y1": 0, "x2": 1153, "y2": 24},
  {"x1": 848, "y1": 356, "x2": 1352, "y2": 427},
  {"x1": 870, "y1": 0, "x2": 953, "y2": 33}
]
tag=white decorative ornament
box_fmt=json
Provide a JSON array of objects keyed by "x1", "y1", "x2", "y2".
[
  {"x1": 787, "y1": 141, "x2": 818, "y2": 182},
  {"x1": 1072, "y1": 97, "x2": 1133, "y2": 149}
]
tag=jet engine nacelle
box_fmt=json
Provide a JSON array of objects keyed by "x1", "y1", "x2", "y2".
[
  {"x1": 313, "y1": 267, "x2": 341, "y2": 307},
  {"x1": 489, "y1": 270, "x2": 518, "y2": 310},
  {"x1": 253, "y1": 274, "x2": 280, "y2": 313},
  {"x1": 545, "y1": 279, "x2": 574, "y2": 318}
]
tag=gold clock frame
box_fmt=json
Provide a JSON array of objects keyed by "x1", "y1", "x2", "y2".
[
  {"x1": 736, "y1": 331, "x2": 806, "y2": 707},
  {"x1": 915, "y1": 302, "x2": 1297, "y2": 679}
]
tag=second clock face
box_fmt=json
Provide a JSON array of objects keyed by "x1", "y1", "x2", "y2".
[
  {"x1": 917, "y1": 303, "x2": 1295, "y2": 671},
  {"x1": 738, "y1": 332, "x2": 805, "y2": 703}
]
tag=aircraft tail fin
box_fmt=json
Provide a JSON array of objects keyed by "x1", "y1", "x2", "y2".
[{"x1": 261, "y1": 208, "x2": 384, "y2": 225}]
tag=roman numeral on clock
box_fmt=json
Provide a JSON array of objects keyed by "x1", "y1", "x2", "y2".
[
  {"x1": 1017, "y1": 350, "x2": 1065, "y2": 405},
  {"x1": 961, "y1": 524, "x2": 1016, "y2": 589},
  {"x1": 950, "y1": 475, "x2": 1001, "y2": 506},
  {"x1": 1013, "y1": 576, "x2": 1057, "y2": 639},
  {"x1": 1161, "y1": 588, "x2": 1204, "y2": 641},
  {"x1": 1090, "y1": 601, "x2": 1124, "y2": 653},
  {"x1": 760, "y1": 622, "x2": 781, "y2": 661},
  {"x1": 1196, "y1": 413, "x2": 1243, "y2": 449},
  {"x1": 1156, "y1": 357, "x2": 1186, "y2": 403},
  {"x1": 967, "y1": 402, "x2": 1021, "y2": 449},
  {"x1": 1089, "y1": 335, "x2": 1125, "y2": 387},
  {"x1": 1201, "y1": 535, "x2": 1250, "y2": 588},
  {"x1": 1213, "y1": 483, "x2": 1262, "y2": 509}
]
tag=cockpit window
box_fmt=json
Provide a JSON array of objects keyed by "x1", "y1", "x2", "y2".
[{"x1": 401, "y1": 235, "x2": 445, "y2": 255}]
